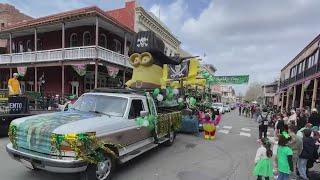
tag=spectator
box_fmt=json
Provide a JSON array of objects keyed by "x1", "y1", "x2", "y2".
[
  {"x1": 253, "y1": 138, "x2": 273, "y2": 180},
  {"x1": 298, "y1": 129, "x2": 318, "y2": 180},
  {"x1": 287, "y1": 125, "x2": 302, "y2": 178},
  {"x1": 288, "y1": 110, "x2": 297, "y2": 127},
  {"x1": 275, "y1": 114, "x2": 285, "y2": 137},
  {"x1": 257, "y1": 108, "x2": 269, "y2": 139},
  {"x1": 297, "y1": 110, "x2": 307, "y2": 132},
  {"x1": 308, "y1": 108, "x2": 320, "y2": 128},
  {"x1": 277, "y1": 133, "x2": 293, "y2": 180}
]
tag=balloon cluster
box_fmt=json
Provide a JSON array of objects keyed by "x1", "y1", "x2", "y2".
[{"x1": 152, "y1": 87, "x2": 180, "y2": 102}]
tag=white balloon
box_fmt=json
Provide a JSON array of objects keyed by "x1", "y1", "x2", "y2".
[
  {"x1": 157, "y1": 94, "x2": 164, "y2": 101},
  {"x1": 178, "y1": 97, "x2": 184, "y2": 103},
  {"x1": 173, "y1": 89, "x2": 179, "y2": 95}
]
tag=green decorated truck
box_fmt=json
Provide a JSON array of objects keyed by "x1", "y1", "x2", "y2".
[{"x1": 6, "y1": 88, "x2": 181, "y2": 180}]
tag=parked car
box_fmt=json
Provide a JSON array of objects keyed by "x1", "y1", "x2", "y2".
[
  {"x1": 230, "y1": 104, "x2": 236, "y2": 110},
  {"x1": 212, "y1": 103, "x2": 224, "y2": 114},
  {"x1": 223, "y1": 104, "x2": 231, "y2": 112},
  {"x1": 6, "y1": 89, "x2": 181, "y2": 180}
]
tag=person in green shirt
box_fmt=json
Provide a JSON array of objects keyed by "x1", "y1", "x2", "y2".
[{"x1": 277, "y1": 133, "x2": 293, "y2": 180}]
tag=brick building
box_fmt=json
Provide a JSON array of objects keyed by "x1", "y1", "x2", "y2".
[
  {"x1": 0, "y1": 3, "x2": 32, "y2": 52},
  {"x1": 279, "y1": 34, "x2": 320, "y2": 111},
  {"x1": 106, "y1": 0, "x2": 181, "y2": 57},
  {"x1": 0, "y1": 5, "x2": 134, "y2": 98}
]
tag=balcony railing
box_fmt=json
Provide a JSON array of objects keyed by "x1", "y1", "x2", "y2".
[{"x1": 0, "y1": 46, "x2": 131, "y2": 68}]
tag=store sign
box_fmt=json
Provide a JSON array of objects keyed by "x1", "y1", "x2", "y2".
[
  {"x1": 72, "y1": 64, "x2": 87, "y2": 76},
  {"x1": 8, "y1": 96, "x2": 28, "y2": 114},
  {"x1": 168, "y1": 61, "x2": 189, "y2": 80},
  {"x1": 17, "y1": 66, "x2": 27, "y2": 76},
  {"x1": 210, "y1": 75, "x2": 249, "y2": 85}
]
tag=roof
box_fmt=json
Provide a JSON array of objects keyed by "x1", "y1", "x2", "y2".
[
  {"x1": 0, "y1": 6, "x2": 135, "y2": 34},
  {"x1": 86, "y1": 92, "x2": 145, "y2": 99},
  {"x1": 281, "y1": 34, "x2": 320, "y2": 71}
]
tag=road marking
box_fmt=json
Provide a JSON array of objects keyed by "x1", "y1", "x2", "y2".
[
  {"x1": 241, "y1": 128, "x2": 251, "y2": 132},
  {"x1": 218, "y1": 129, "x2": 229, "y2": 134},
  {"x1": 223, "y1": 126, "x2": 232, "y2": 129},
  {"x1": 239, "y1": 132, "x2": 251, "y2": 137}
]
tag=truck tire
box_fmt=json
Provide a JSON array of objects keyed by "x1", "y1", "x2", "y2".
[
  {"x1": 164, "y1": 130, "x2": 175, "y2": 146},
  {"x1": 80, "y1": 155, "x2": 115, "y2": 180}
]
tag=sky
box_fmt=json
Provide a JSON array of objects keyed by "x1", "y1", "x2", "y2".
[{"x1": 2, "y1": 0, "x2": 320, "y2": 94}]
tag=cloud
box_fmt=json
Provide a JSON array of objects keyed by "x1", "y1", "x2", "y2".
[{"x1": 150, "y1": 0, "x2": 320, "y2": 93}]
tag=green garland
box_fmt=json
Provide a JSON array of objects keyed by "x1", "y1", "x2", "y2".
[
  {"x1": 51, "y1": 133, "x2": 124, "y2": 164},
  {"x1": 157, "y1": 111, "x2": 182, "y2": 136},
  {"x1": 8, "y1": 124, "x2": 17, "y2": 148}
]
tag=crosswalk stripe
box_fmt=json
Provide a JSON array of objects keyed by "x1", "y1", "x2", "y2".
[
  {"x1": 241, "y1": 128, "x2": 251, "y2": 132},
  {"x1": 223, "y1": 126, "x2": 232, "y2": 129},
  {"x1": 218, "y1": 129, "x2": 229, "y2": 134},
  {"x1": 240, "y1": 132, "x2": 251, "y2": 137}
]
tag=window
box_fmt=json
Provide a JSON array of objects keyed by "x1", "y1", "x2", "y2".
[
  {"x1": 26, "y1": 40, "x2": 32, "y2": 52},
  {"x1": 128, "y1": 99, "x2": 144, "y2": 119},
  {"x1": 290, "y1": 66, "x2": 296, "y2": 78},
  {"x1": 0, "y1": 23, "x2": 5, "y2": 28},
  {"x1": 99, "y1": 34, "x2": 107, "y2": 48},
  {"x1": 12, "y1": 42, "x2": 15, "y2": 53},
  {"x1": 113, "y1": 39, "x2": 122, "y2": 53},
  {"x1": 18, "y1": 41, "x2": 24, "y2": 53},
  {"x1": 37, "y1": 39, "x2": 43, "y2": 50},
  {"x1": 70, "y1": 33, "x2": 78, "y2": 47},
  {"x1": 83, "y1": 31, "x2": 91, "y2": 46}
]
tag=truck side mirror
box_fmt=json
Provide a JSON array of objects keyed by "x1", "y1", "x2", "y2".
[{"x1": 140, "y1": 110, "x2": 149, "y2": 117}]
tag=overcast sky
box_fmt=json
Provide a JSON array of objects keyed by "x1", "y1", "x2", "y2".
[{"x1": 3, "y1": 0, "x2": 320, "y2": 94}]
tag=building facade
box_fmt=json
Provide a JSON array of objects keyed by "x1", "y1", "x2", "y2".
[
  {"x1": 262, "y1": 81, "x2": 279, "y2": 106},
  {"x1": 106, "y1": 0, "x2": 181, "y2": 57},
  {"x1": 0, "y1": 6, "x2": 134, "y2": 98},
  {"x1": 279, "y1": 34, "x2": 320, "y2": 111}
]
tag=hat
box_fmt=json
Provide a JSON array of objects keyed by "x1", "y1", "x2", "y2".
[{"x1": 13, "y1": 73, "x2": 19, "y2": 77}]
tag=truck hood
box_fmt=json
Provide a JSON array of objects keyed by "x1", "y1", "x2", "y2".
[
  {"x1": 12, "y1": 110, "x2": 129, "y2": 154},
  {"x1": 12, "y1": 110, "x2": 128, "y2": 135}
]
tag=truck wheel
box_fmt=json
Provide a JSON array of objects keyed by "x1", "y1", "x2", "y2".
[
  {"x1": 164, "y1": 130, "x2": 175, "y2": 146},
  {"x1": 80, "y1": 155, "x2": 114, "y2": 180}
]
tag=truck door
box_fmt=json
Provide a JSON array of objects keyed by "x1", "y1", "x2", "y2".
[{"x1": 126, "y1": 98, "x2": 152, "y2": 143}]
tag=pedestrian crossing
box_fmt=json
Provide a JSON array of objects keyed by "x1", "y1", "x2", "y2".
[{"x1": 216, "y1": 125, "x2": 273, "y2": 138}]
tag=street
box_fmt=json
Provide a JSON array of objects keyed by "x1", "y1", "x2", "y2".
[{"x1": 0, "y1": 111, "x2": 262, "y2": 180}]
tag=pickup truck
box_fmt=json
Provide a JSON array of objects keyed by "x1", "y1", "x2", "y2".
[{"x1": 6, "y1": 89, "x2": 181, "y2": 180}]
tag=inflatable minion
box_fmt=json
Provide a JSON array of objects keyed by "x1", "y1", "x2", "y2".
[{"x1": 126, "y1": 31, "x2": 181, "y2": 89}]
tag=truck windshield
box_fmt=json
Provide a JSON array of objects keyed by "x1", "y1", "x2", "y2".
[{"x1": 72, "y1": 94, "x2": 128, "y2": 117}]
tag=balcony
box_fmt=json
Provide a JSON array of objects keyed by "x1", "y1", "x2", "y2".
[{"x1": 0, "y1": 46, "x2": 131, "y2": 68}]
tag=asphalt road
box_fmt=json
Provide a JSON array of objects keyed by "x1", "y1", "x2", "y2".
[{"x1": 0, "y1": 111, "x2": 270, "y2": 180}]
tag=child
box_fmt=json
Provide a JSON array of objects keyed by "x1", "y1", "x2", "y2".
[
  {"x1": 277, "y1": 133, "x2": 293, "y2": 180},
  {"x1": 253, "y1": 138, "x2": 273, "y2": 180}
]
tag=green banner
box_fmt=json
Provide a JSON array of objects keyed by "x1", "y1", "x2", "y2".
[{"x1": 209, "y1": 75, "x2": 249, "y2": 85}]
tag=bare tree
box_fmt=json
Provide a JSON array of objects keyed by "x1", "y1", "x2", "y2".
[{"x1": 244, "y1": 82, "x2": 263, "y2": 102}]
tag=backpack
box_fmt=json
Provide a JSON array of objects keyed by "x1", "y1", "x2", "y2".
[{"x1": 260, "y1": 113, "x2": 269, "y2": 126}]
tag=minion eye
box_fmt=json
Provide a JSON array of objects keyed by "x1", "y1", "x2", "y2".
[
  {"x1": 140, "y1": 52, "x2": 154, "y2": 66},
  {"x1": 129, "y1": 53, "x2": 141, "y2": 67}
]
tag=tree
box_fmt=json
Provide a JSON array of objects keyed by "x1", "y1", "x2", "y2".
[{"x1": 244, "y1": 82, "x2": 263, "y2": 102}]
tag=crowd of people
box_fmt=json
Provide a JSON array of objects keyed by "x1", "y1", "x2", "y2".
[{"x1": 251, "y1": 107, "x2": 320, "y2": 180}]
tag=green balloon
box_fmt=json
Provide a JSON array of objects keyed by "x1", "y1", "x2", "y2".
[
  {"x1": 190, "y1": 97, "x2": 196, "y2": 106},
  {"x1": 153, "y1": 88, "x2": 160, "y2": 97}
]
